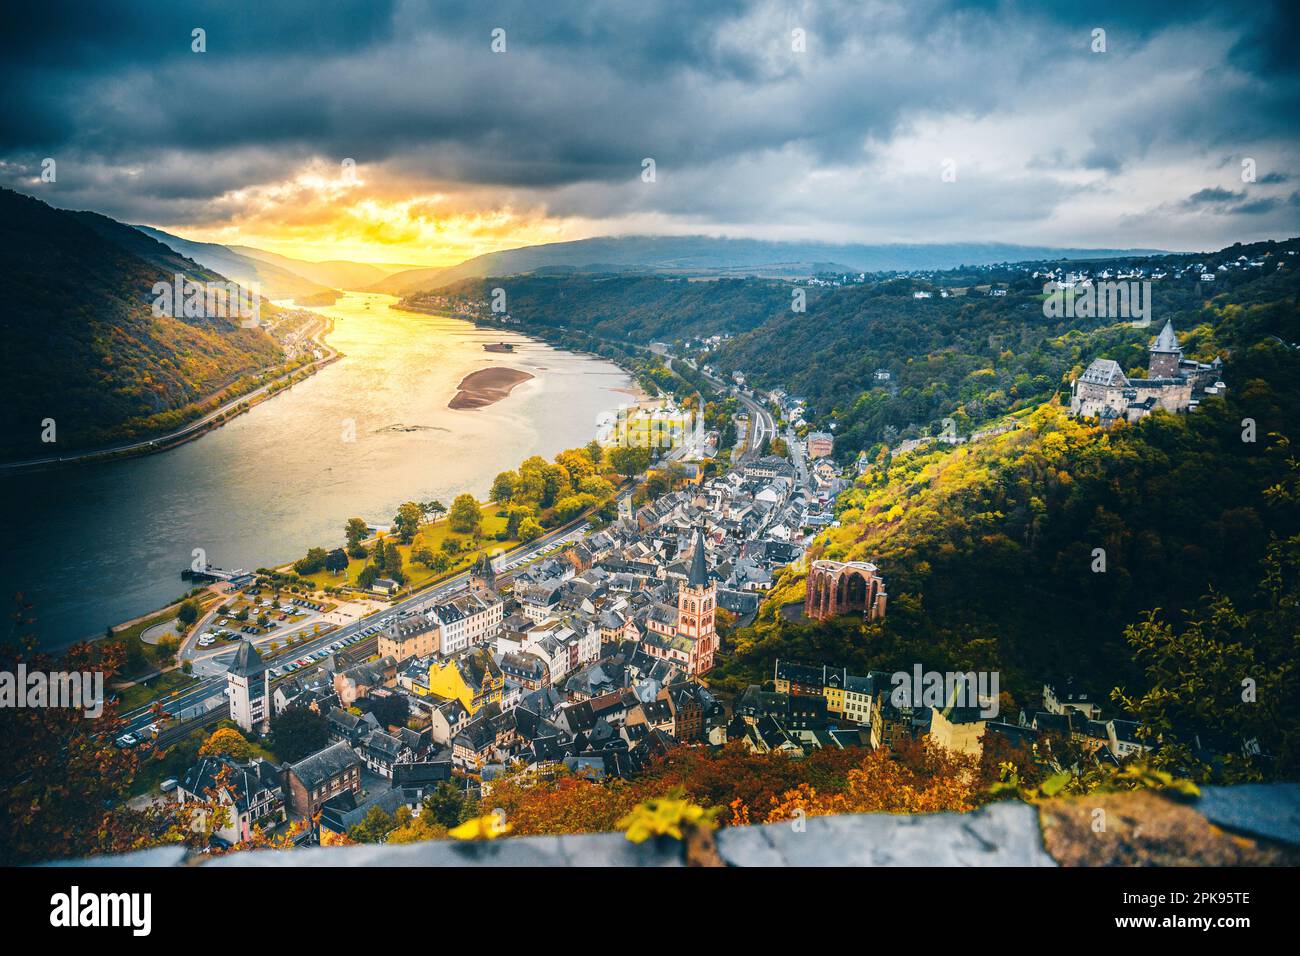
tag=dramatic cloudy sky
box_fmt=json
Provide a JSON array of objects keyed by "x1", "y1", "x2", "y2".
[{"x1": 2, "y1": 0, "x2": 1297, "y2": 264}]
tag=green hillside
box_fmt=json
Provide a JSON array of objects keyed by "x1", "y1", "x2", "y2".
[{"x1": 0, "y1": 188, "x2": 284, "y2": 461}]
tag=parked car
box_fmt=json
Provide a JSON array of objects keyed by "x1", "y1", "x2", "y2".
[
  {"x1": 115, "y1": 734, "x2": 137, "y2": 748},
  {"x1": 160, "y1": 778, "x2": 178, "y2": 793}
]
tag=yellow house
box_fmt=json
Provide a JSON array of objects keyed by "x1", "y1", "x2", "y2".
[
  {"x1": 823, "y1": 683, "x2": 845, "y2": 718},
  {"x1": 426, "y1": 647, "x2": 503, "y2": 715}
]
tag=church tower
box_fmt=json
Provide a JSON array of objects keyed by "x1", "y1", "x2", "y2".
[
  {"x1": 1148, "y1": 320, "x2": 1183, "y2": 379},
  {"x1": 676, "y1": 526, "x2": 717, "y2": 675}
]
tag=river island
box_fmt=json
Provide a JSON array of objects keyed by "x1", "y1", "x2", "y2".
[{"x1": 448, "y1": 366, "x2": 535, "y2": 409}]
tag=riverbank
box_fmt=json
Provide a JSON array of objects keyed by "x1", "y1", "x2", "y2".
[
  {"x1": 448, "y1": 366, "x2": 535, "y2": 409},
  {"x1": 8, "y1": 293, "x2": 638, "y2": 650},
  {"x1": 0, "y1": 316, "x2": 340, "y2": 475}
]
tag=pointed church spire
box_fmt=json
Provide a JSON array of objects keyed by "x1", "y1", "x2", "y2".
[{"x1": 688, "y1": 525, "x2": 709, "y2": 588}]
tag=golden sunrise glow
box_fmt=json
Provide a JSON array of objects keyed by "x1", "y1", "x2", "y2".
[{"x1": 161, "y1": 159, "x2": 587, "y2": 267}]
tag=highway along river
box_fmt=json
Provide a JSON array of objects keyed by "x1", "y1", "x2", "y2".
[{"x1": 0, "y1": 293, "x2": 636, "y2": 648}]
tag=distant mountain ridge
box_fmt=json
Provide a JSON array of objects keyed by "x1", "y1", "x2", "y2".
[
  {"x1": 133, "y1": 226, "x2": 336, "y2": 300},
  {"x1": 227, "y1": 245, "x2": 418, "y2": 291},
  {"x1": 367, "y1": 235, "x2": 1171, "y2": 295}
]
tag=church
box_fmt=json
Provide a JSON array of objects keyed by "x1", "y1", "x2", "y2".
[
  {"x1": 1069, "y1": 319, "x2": 1225, "y2": 425},
  {"x1": 642, "y1": 526, "x2": 718, "y2": 676}
]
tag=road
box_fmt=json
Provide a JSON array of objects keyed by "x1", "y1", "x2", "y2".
[{"x1": 686, "y1": 360, "x2": 775, "y2": 462}]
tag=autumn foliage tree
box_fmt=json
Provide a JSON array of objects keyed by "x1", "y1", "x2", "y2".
[{"x1": 0, "y1": 610, "x2": 194, "y2": 864}]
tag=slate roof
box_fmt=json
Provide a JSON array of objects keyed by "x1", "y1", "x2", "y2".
[
  {"x1": 228, "y1": 640, "x2": 267, "y2": 679},
  {"x1": 687, "y1": 525, "x2": 709, "y2": 588},
  {"x1": 1079, "y1": 359, "x2": 1129, "y2": 388},
  {"x1": 289, "y1": 741, "x2": 360, "y2": 790},
  {"x1": 1151, "y1": 319, "x2": 1180, "y2": 352},
  {"x1": 181, "y1": 756, "x2": 280, "y2": 812}
]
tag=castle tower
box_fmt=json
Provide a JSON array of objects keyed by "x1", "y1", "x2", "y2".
[
  {"x1": 1148, "y1": 320, "x2": 1183, "y2": 379},
  {"x1": 676, "y1": 526, "x2": 717, "y2": 675},
  {"x1": 470, "y1": 552, "x2": 497, "y2": 593},
  {"x1": 227, "y1": 640, "x2": 271, "y2": 734}
]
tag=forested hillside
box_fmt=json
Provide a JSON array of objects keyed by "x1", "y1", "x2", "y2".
[
  {"x1": 434, "y1": 240, "x2": 1299, "y2": 466},
  {"x1": 713, "y1": 335, "x2": 1300, "y2": 781},
  {"x1": 707, "y1": 241, "x2": 1300, "y2": 462},
  {"x1": 420, "y1": 274, "x2": 795, "y2": 342},
  {"x1": 0, "y1": 189, "x2": 283, "y2": 460}
]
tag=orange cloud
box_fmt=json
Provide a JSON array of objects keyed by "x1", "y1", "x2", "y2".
[{"x1": 166, "y1": 159, "x2": 586, "y2": 266}]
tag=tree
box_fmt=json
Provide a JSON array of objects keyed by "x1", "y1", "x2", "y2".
[
  {"x1": 176, "y1": 599, "x2": 201, "y2": 629},
  {"x1": 348, "y1": 805, "x2": 398, "y2": 844},
  {"x1": 293, "y1": 547, "x2": 328, "y2": 575},
  {"x1": 325, "y1": 548, "x2": 349, "y2": 575},
  {"x1": 505, "y1": 504, "x2": 533, "y2": 538},
  {"x1": 393, "y1": 502, "x2": 422, "y2": 544},
  {"x1": 490, "y1": 471, "x2": 516, "y2": 504},
  {"x1": 585, "y1": 440, "x2": 605, "y2": 465},
  {"x1": 155, "y1": 634, "x2": 180, "y2": 666},
  {"x1": 517, "y1": 517, "x2": 544, "y2": 543},
  {"x1": 578, "y1": 475, "x2": 614, "y2": 498},
  {"x1": 270, "y1": 707, "x2": 329, "y2": 763},
  {"x1": 345, "y1": 517, "x2": 369, "y2": 557},
  {"x1": 387, "y1": 809, "x2": 449, "y2": 844},
  {"x1": 448, "y1": 494, "x2": 482, "y2": 534},
  {"x1": 0, "y1": 630, "x2": 197, "y2": 864},
  {"x1": 554, "y1": 493, "x2": 598, "y2": 523},
  {"x1": 422, "y1": 781, "x2": 476, "y2": 828},
  {"x1": 609, "y1": 444, "x2": 652, "y2": 478},
  {"x1": 411, "y1": 546, "x2": 436, "y2": 567},
  {"x1": 556, "y1": 448, "x2": 596, "y2": 482},
  {"x1": 199, "y1": 727, "x2": 254, "y2": 761}
]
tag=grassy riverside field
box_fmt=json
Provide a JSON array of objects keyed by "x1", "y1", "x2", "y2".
[{"x1": 288, "y1": 506, "x2": 521, "y2": 592}]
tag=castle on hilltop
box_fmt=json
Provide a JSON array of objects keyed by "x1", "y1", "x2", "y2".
[{"x1": 1069, "y1": 320, "x2": 1226, "y2": 425}]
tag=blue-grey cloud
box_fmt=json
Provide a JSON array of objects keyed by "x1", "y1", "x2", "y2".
[{"x1": 1, "y1": 0, "x2": 1296, "y2": 249}]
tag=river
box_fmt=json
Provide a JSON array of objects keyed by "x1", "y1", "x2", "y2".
[{"x1": 0, "y1": 293, "x2": 636, "y2": 648}]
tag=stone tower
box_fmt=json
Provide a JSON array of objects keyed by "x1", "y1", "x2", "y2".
[
  {"x1": 470, "y1": 552, "x2": 497, "y2": 593},
  {"x1": 227, "y1": 640, "x2": 271, "y2": 734},
  {"x1": 676, "y1": 526, "x2": 717, "y2": 675},
  {"x1": 1148, "y1": 320, "x2": 1183, "y2": 379}
]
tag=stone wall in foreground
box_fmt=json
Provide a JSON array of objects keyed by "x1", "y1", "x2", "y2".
[{"x1": 48, "y1": 783, "x2": 1300, "y2": 867}]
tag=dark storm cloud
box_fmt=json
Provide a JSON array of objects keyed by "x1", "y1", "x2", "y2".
[
  {"x1": 1, "y1": 0, "x2": 1297, "y2": 246},
  {"x1": 1185, "y1": 187, "x2": 1245, "y2": 205}
]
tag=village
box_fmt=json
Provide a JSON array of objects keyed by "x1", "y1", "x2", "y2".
[
  {"x1": 169, "y1": 364, "x2": 1184, "y2": 850},
  {"x1": 177, "y1": 416, "x2": 860, "y2": 845}
]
